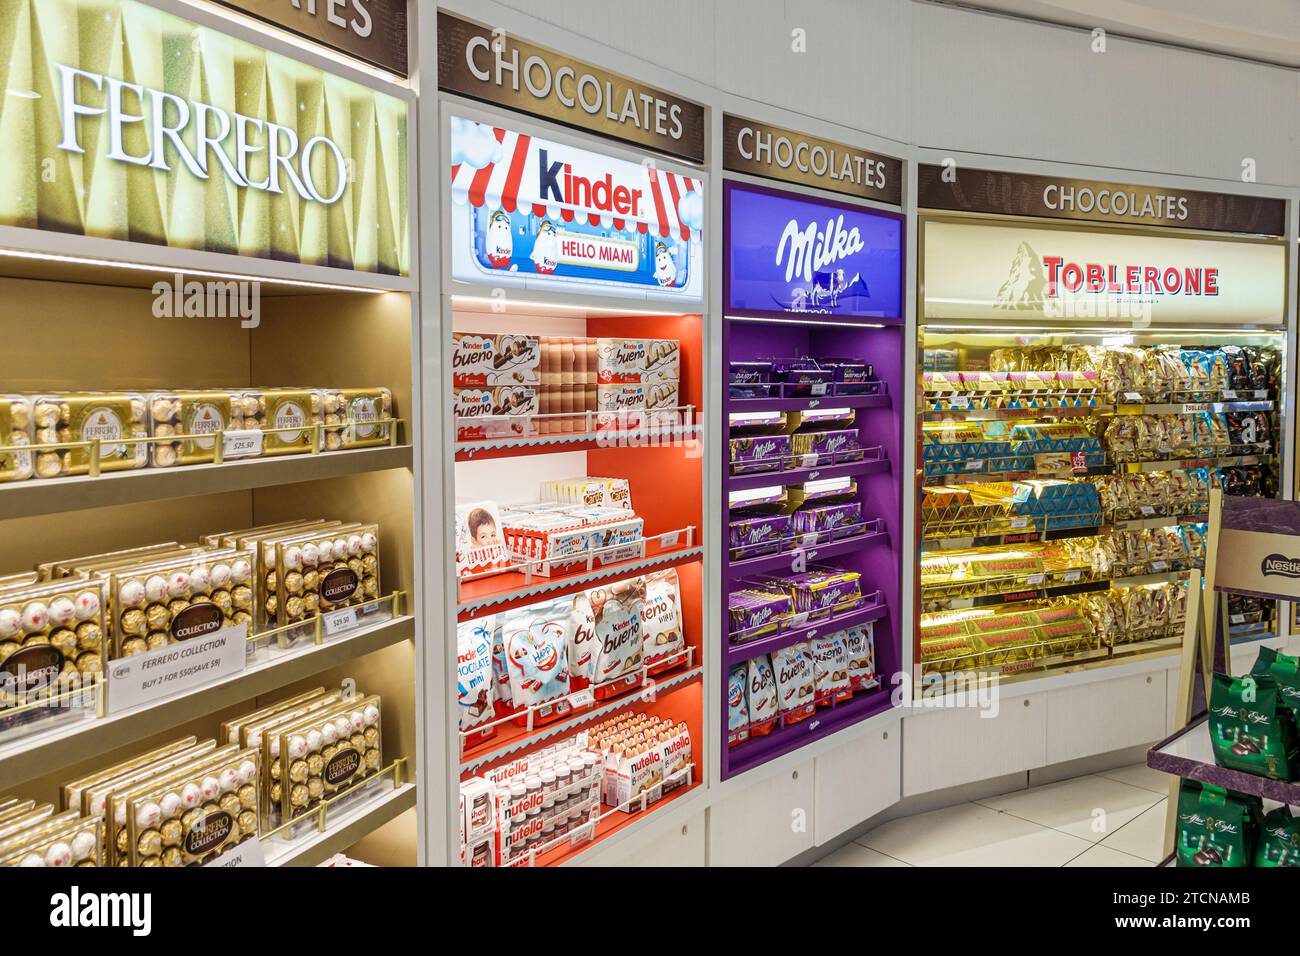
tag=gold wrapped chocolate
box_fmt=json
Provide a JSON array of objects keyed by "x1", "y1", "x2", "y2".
[
  {"x1": 0, "y1": 396, "x2": 34, "y2": 483},
  {"x1": 30, "y1": 393, "x2": 148, "y2": 477},
  {"x1": 147, "y1": 391, "x2": 233, "y2": 468}
]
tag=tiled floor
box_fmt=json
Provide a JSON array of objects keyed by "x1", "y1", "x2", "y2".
[{"x1": 812, "y1": 762, "x2": 1172, "y2": 867}]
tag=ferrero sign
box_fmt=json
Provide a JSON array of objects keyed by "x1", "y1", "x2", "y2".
[
  {"x1": 918, "y1": 164, "x2": 1286, "y2": 237},
  {"x1": 723, "y1": 115, "x2": 903, "y2": 206},
  {"x1": 437, "y1": 11, "x2": 705, "y2": 164}
]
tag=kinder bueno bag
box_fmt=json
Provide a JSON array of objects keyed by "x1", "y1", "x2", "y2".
[
  {"x1": 728, "y1": 664, "x2": 750, "y2": 748},
  {"x1": 567, "y1": 591, "x2": 597, "y2": 690},
  {"x1": 455, "y1": 500, "x2": 512, "y2": 579},
  {"x1": 589, "y1": 579, "x2": 645, "y2": 699},
  {"x1": 842, "y1": 623, "x2": 879, "y2": 692},
  {"x1": 457, "y1": 616, "x2": 496, "y2": 742},
  {"x1": 503, "y1": 599, "x2": 572, "y2": 725},
  {"x1": 771, "y1": 643, "x2": 816, "y2": 726},
  {"x1": 642, "y1": 569, "x2": 685, "y2": 674},
  {"x1": 747, "y1": 655, "x2": 778, "y2": 737},
  {"x1": 810, "y1": 633, "x2": 852, "y2": 706}
]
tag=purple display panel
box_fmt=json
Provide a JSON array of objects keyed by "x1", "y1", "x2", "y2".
[
  {"x1": 724, "y1": 180, "x2": 904, "y2": 321},
  {"x1": 721, "y1": 314, "x2": 904, "y2": 779}
]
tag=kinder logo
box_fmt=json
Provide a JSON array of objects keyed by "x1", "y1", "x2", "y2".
[
  {"x1": 1261, "y1": 554, "x2": 1300, "y2": 579},
  {"x1": 538, "y1": 148, "x2": 643, "y2": 216}
]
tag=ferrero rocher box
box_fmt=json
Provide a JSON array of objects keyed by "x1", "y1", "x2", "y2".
[
  {"x1": 38, "y1": 542, "x2": 181, "y2": 580},
  {"x1": 319, "y1": 387, "x2": 394, "y2": 450},
  {"x1": 0, "y1": 396, "x2": 34, "y2": 483},
  {"x1": 235, "y1": 389, "x2": 320, "y2": 457},
  {"x1": 264, "y1": 695, "x2": 383, "y2": 834},
  {"x1": 0, "y1": 811, "x2": 103, "y2": 867},
  {"x1": 63, "y1": 737, "x2": 200, "y2": 815},
  {"x1": 147, "y1": 391, "x2": 234, "y2": 467},
  {"x1": 220, "y1": 688, "x2": 327, "y2": 746},
  {"x1": 274, "y1": 523, "x2": 381, "y2": 646},
  {"x1": 31, "y1": 393, "x2": 149, "y2": 477}
]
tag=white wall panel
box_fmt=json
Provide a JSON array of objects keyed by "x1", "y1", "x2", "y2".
[{"x1": 911, "y1": 3, "x2": 1300, "y2": 185}]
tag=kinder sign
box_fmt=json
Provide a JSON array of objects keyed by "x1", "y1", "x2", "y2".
[
  {"x1": 922, "y1": 220, "x2": 1284, "y2": 325},
  {"x1": 725, "y1": 181, "x2": 903, "y2": 319},
  {"x1": 450, "y1": 116, "x2": 704, "y2": 302}
]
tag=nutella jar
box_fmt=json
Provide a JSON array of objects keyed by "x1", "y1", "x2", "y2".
[
  {"x1": 541, "y1": 769, "x2": 557, "y2": 793},
  {"x1": 555, "y1": 764, "x2": 571, "y2": 792},
  {"x1": 509, "y1": 782, "x2": 527, "y2": 811}
]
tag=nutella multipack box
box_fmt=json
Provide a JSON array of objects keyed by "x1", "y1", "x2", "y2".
[{"x1": 452, "y1": 333, "x2": 541, "y2": 387}]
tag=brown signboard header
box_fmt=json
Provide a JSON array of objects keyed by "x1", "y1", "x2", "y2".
[
  {"x1": 437, "y1": 11, "x2": 706, "y2": 164},
  {"x1": 723, "y1": 114, "x2": 902, "y2": 205},
  {"x1": 917, "y1": 164, "x2": 1285, "y2": 237},
  {"x1": 214, "y1": 0, "x2": 408, "y2": 76}
]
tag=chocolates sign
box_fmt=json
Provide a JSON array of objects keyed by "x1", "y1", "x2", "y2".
[
  {"x1": 724, "y1": 180, "x2": 904, "y2": 319},
  {"x1": 15, "y1": 0, "x2": 410, "y2": 276},
  {"x1": 213, "y1": 0, "x2": 408, "y2": 76},
  {"x1": 921, "y1": 219, "x2": 1285, "y2": 325},
  {"x1": 438, "y1": 12, "x2": 705, "y2": 163},
  {"x1": 723, "y1": 115, "x2": 902, "y2": 205},
  {"x1": 918, "y1": 165, "x2": 1286, "y2": 237},
  {"x1": 450, "y1": 116, "x2": 704, "y2": 303}
]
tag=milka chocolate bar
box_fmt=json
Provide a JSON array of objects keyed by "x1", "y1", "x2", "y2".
[
  {"x1": 729, "y1": 435, "x2": 790, "y2": 475},
  {"x1": 728, "y1": 588, "x2": 792, "y2": 640},
  {"x1": 729, "y1": 511, "x2": 790, "y2": 558},
  {"x1": 790, "y1": 501, "x2": 862, "y2": 539}
]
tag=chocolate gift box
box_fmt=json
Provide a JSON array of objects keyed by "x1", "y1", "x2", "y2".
[
  {"x1": 0, "y1": 396, "x2": 33, "y2": 483},
  {"x1": 273, "y1": 524, "x2": 381, "y2": 644},
  {"x1": 0, "y1": 579, "x2": 109, "y2": 706},
  {"x1": 232, "y1": 389, "x2": 321, "y2": 457},
  {"x1": 31, "y1": 393, "x2": 149, "y2": 478},
  {"x1": 147, "y1": 391, "x2": 233, "y2": 467},
  {"x1": 0, "y1": 810, "x2": 103, "y2": 868},
  {"x1": 595, "y1": 338, "x2": 680, "y2": 384},
  {"x1": 318, "y1": 387, "x2": 394, "y2": 450}
]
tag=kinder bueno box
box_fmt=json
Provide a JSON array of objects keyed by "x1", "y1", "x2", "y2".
[
  {"x1": 596, "y1": 382, "x2": 680, "y2": 431},
  {"x1": 596, "y1": 338, "x2": 681, "y2": 384},
  {"x1": 454, "y1": 385, "x2": 537, "y2": 440},
  {"x1": 452, "y1": 332, "x2": 541, "y2": 386}
]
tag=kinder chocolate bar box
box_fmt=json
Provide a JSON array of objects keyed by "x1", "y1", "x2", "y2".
[
  {"x1": 596, "y1": 339, "x2": 680, "y2": 384},
  {"x1": 452, "y1": 333, "x2": 540, "y2": 387},
  {"x1": 455, "y1": 501, "x2": 513, "y2": 579}
]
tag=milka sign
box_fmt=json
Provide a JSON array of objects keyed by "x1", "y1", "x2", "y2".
[
  {"x1": 55, "y1": 64, "x2": 348, "y2": 205},
  {"x1": 776, "y1": 215, "x2": 866, "y2": 284}
]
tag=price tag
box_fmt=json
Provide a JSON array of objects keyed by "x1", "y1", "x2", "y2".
[
  {"x1": 1150, "y1": 560, "x2": 1169, "y2": 572},
  {"x1": 1140, "y1": 505, "x2": 1156, "y2": 516},
  {"x1": 1010, "y1": 517, "x2": 1030, "y2": 530},
  {"x1": 949, "y1": 397, "x2": 970, "y2": 410},
  {"x1": 569, "y1": 689, "x2": 595, "y2": 709},
  {"x1": 1123, "y1": 392, "x2": 1143, "y2": 403},
  {"x1": 659, "y1": 531, "x2": 680, "y2": 548},
  {"x1": 802, "y1": 454, "x2": 818, "y2": 468},
  {"x1": 107, "y1": 626, "x2": 247, "y2": 715},
  {"x1": 322, "y1": 607, "x2": 358, "y2": 636},
  {"x1": 1026, "y1": 573, "x2": 1045, "y2": 586},
  {"x1": 1231, "y1": 614, "x2": 1246, "y2": 625},
  {"x1": 222, "y1": 429, "x2": 263, "y2": 460},
  {"x1": 800, "y1": 533, "x2": 819, "y2": 547},
  {"x1": 1222, "y1": 390, "x2": 1238, "y2": 400},
  {"x1": 964, "y1": 460, "x2": 984, "y2": 471},
  {"x1": 1070, "y1": 451, "x2": 1088, "y2": 473},
  {"x1": 1063, "y1": 570, "x2": 1082, "y2": 583},
  {"x1": 203, "y1": 839, "x2": 266, "y2": 868},
  {"x1": 810, "y1": 383, "x2": 828, "y2": 396}
]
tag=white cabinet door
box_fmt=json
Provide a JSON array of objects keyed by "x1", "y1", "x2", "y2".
[
  {"x1": 814, "y1": 725, "x2": 901, "y2": 846},
  {"x1": 707, "y1": 760, "x2": 816, "y2": 867},
  {"x1": 1046, "y1": 672, "x2": 1167, "y2": 765},
  {"x1": 603, "y1": 812, "x2": 706, "y2": 867},
  {"x1": 902, "y1": 692, "x2": 1046, "y2": 796}
]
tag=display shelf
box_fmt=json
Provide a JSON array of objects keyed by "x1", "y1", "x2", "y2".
[
  {"x1": 922, "y1": 512, "x2": 1210, "y2": 551},
  {"x1": 1148, "y1": 715, "x2": 1300, "y2": 807},
  {"x1": 0, "y1": 614, "x2": 415, "y2": 790},
  {"x1": 921, "y1": 453, "x2": 1271, "y2": 485},
  {"x1": 726, "y1": 598, "x2": 888, "y2": 666},
  {"x1": 726, "y1": 453, "x2": 890, "y2": 492},
  {"x1": 922, "y1": 568, "x2": 1190, "y2": 611},
  {"x1": 729, "y1": 392, "x2": 892, "y2": 415},
  {"x1": 0, "y1": 445, "x2": 414, "y2": 521},
  {"x1": 455, "y1": 424, "x2": 703, "y2": 461},
  {"x1": 265, "y1": 783, "x2": 417, "y2": 867},
  {"x1": 921, "y1": 398, "x2": 1273, "y2": 422},
  {"x1": 550, "y1": 774, "x2": 701, "y2": 867},
  {"x1": 459, "y1": 664, "x2": 703, "y2": 774},
  {"x1": 456, "y1": 538, "x2": 703, "y2": 618},
  {"x1": 726, "y1": 684, "x2": 894, "y2": 777},
  {"x1": 727, "y1": 525, "x2": 890, "y2": 576}
]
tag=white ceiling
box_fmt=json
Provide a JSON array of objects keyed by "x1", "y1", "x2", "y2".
[{"x1": 941, "y1": 0, "x2": 1300, "y2": 67}]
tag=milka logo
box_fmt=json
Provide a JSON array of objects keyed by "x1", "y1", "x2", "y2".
[
  {"x1": 1262, "y1": 553, "x2": 1300, "y2": 579},
  {"x1": 776, "y1": 215, "x2": 865, "y2": 283}
]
